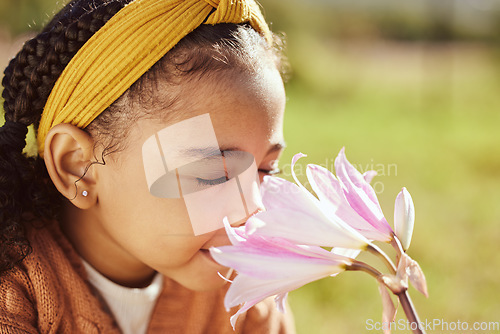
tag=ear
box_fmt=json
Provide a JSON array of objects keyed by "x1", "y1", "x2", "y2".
[{"x1": 43, "y1": 123, "x2": 96, "y2": 209}]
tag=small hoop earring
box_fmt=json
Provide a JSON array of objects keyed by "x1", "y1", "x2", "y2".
[{"x1": 82, "y1": 190, "x2": 88, "y2": 197}]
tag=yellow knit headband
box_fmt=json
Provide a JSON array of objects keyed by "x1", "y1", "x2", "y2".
[{"x1": 37, "y1": 0, "x2": 271, "y2": 154}]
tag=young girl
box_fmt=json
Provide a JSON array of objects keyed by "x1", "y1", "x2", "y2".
[{"x1": 0, "y1": 0, "x2": 295, "y2": 332}]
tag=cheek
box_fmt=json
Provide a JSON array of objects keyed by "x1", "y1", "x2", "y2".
[
  {"x1": 99, "y1": 169, "x2": 194, "y2": 238},
  {"x1": 95, "y1": 158, "x2": 212, "y2": 264}
]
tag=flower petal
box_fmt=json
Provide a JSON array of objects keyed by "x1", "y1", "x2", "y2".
[
  {"x1": 307, "y1": 164, "x2": 391, "y2": 242},
  {"x1": 223, "y1": 217, "x2": 245, "y2": 246},
  {"x1": 254, "y1": 176, "x2": 370, "y2": 248},
  {"x1": 291, "y1": 153, "x2": 308, "y2": 189},
  {"x1": 260, "y1": 176, "x2": 321, "y2": 214},
  {"x1": 274, "y1": 293, "x2": 288, "y2": 313},
  {"x1": 226, "y1": 273, "x2": 310, "y2": 328},
  {"x1": 363, "y1": 170, "x2": 377, "y2": 184},
  {"x1": 378, "y1": 283, "x2": 397, "y2": 334},
  {"x1": 227, "y1": 223, "x2": 348, "y2": 261},
  {"x1": 407, "y1": 257, "x2": 428, "y2": 298},
  {"x1": 334, "y1": 148, "x2": 394, "y2": 235},
  {"x1": 247, "y1": 211, "x2": 368, "y2": 249},
  {"x1": 210, "y1": 244, "x2": 345, "y2": 280},
  {"x1": 211, "y1": 234, "x2": 348, "y2": 280},
  {"x1": 396, "y1": 254, "x2": 427, "y2": 297},
  {"x1": 331, "y1": 247, "x2": 361, "y2": 259},
  {"x1": 225, "y1": 273, "x2": 326, "y2": 311},
  {"x1": 230, "y1": 298, "x2": 261, "y2": 330}
]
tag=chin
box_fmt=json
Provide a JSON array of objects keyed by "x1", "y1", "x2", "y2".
[
  {"x1": 181, "y1": 268, "x2": 233, "y2": 292},
  {"x1": 159, "y1": 249, "x2": 234, "y2": 291}
]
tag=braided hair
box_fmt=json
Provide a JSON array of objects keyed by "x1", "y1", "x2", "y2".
[
  {"x1": 0, "y1": 0, "x2": 135, "y2": 275},
  {"x1": 0, "y1": 0, "x2": 286, "y2": 276}
]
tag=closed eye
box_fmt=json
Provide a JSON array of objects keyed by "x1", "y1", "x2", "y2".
[
  {"x1": 197, "y1": 168, "x2": 281, "y2": 185},
  {"x1": 196, "y1": 175, "x2": 229, "y2": 186}
]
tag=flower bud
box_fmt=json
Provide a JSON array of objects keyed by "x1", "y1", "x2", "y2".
[{"x1": 394, "y1": 187, "x2": 415, "y2": 251}]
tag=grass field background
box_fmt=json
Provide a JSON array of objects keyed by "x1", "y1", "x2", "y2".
[{"x1": 1, "y1": 0, "x2": 500, "y2": 332}]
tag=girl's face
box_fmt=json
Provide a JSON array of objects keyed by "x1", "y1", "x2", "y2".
[{"x1": 71, "y1": 64, "x2": 286, "y2": 291}]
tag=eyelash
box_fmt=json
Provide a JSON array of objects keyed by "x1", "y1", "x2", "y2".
[
  {"x1": 196, "y1": 168, "x2": 281, "y2": 186},
  {"x1": 258, "y1": 168, "x2": 282, "y2": 175},
  {"x1": 196, "y1": 176, "x2": 228, "y2": 186}
]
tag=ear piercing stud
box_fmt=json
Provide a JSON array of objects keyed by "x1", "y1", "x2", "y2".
[{"x1": 82, "y1": 190, "x2": 88, "y2": 197}]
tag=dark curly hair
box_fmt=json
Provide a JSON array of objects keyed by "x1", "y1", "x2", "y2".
[{"x1": 0, "y1": 0, "x2": 286, "y2": 277}]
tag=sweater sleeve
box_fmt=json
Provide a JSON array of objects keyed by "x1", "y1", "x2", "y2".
[
  {"x1": 0, "y1": 268, "x2": 39, "y2": 333},
  {"x1": 241, "y1": 297, "x2": 296, "y2": 334}
]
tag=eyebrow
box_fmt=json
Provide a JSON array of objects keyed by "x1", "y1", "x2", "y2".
[
  {"x1": 181, "y1": 141, "x2": 287, "y2": 158},
  {"x1": 181, "y1": 147, "x2": 221, "y2": 157},
  {"x1": 219, "y1": 142, "x2": 286, "y2": 156}
]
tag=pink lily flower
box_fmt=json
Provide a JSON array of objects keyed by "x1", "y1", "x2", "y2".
[
  {"x1": 210, "y1": 220, "x2": 352, "y2": 328},
  {"x1": 212, "y1": 150, "x2": 427, "y2": 333},
  {"x1": 261, "y1": 150, "x2": 392, "y2": 243},
  {"x1": 249, "y1": 174, "x2": 370, "y2": 250}
]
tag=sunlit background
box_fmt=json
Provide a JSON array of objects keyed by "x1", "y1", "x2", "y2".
[{"x1": 1, "y1": 0, "x2": 500, "y2": 333}]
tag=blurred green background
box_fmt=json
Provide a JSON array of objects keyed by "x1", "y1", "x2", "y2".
[{"x1": 1, "y1": 0, "x2": 499, "y2": 333}]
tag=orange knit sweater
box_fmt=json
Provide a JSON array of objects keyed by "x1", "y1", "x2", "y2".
[{"x1": 0, "y1": 221, "x2": 295, "y2": 333}]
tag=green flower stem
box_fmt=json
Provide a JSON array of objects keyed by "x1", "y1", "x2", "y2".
[
  {"x1": 347, "y1": 260, "x2": 426, "y2": 334},
  {"x1": 367, "y1": 243, "x2": 397, "y2": 275},
  {"x1": 397, "y1": 290, "x2": 426, "y2": 334},
  {"x1": 346, "y1": 260, "x2": 383, "y2": 280},
  {"x1": 390, "y1": 235, "x2": 404, "y2": 265}
]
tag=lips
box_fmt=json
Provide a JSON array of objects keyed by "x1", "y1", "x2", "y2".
[{"x1": 200, "y1": 234, "x2": 231, "y2": 250}]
